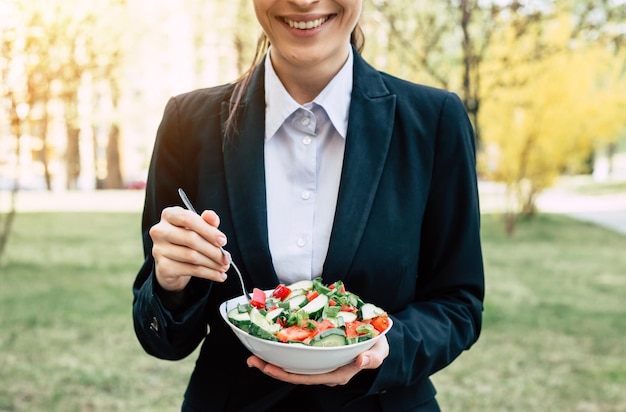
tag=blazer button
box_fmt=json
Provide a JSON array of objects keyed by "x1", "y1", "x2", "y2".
[{"x1": 149, "y1": 316, "x2": 159, "y2": 333}]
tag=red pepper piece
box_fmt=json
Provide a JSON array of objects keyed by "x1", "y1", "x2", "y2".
[{"x1": 250, "y1": 287, "x2": 267, "y2": 309}]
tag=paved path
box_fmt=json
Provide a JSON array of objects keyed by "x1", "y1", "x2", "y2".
[
  {"x1": 0, "y1": 189, "x2": 145, "y2": 213},
  {"x1": 2, "y1": 180, "x2": 625, "y2": 236},
  {"x1": 535, "y1": 187, "x2": 626, "y2": 235},
  {"x1": 479, "y1": 180, "x2": 626, "y2": 236}
]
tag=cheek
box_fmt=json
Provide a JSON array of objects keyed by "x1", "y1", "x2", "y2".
[
  {"x1": 253, "y1": 9, "x2": 278, "y2": 41},
  {"x1": 340, "y1": 0, "x2": 363, "y2": 17},
  {"x1": 252, "y1": 2, "x2": 269, "y2": 30}
]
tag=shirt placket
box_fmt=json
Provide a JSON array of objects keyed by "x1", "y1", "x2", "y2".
[{"x1": 290, "y1": 106, "x2": 317, "y2": 275}]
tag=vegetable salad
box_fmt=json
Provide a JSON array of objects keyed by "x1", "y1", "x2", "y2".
[{"x1": 227, "y1": 277, "x2": 391, "y2": 347}]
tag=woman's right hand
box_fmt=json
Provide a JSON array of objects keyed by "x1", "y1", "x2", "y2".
[{"x1": 149, "y1": 207, "x2": 231, "y2": 292}]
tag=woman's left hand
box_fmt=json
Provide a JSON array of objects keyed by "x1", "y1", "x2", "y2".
[{"x1": 246, "y1": 336, "x2": 389, "y2": 386}]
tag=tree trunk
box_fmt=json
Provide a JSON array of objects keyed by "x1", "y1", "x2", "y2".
[
  {"x1": 459, "y1": 0, "x2": 481, "y2": 149},
  {"x1": 65, "y1": 125, "x2": 81, "y2": 190},
  {"x1": 93, "y1": 125, "x2": 105, "y2": 189},
  {"x1": 38, "y1": 112, "x2": 53, "y2": 191},
  {"x1": 105, "y1": 123, "x2": 124, "y2": 189},
  {"x1": 1, "y1": 97, "x2": 23, "y2": 262},
  {"x1": 102, "y1": 75, "x2": 124, "y2": 189}
]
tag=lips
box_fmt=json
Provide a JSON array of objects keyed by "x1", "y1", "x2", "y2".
[{"x1": 283, "y1": 15, "x2": 331, "y2": 30}]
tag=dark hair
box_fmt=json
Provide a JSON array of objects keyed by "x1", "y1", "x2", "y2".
[{"x1": 224, "y1": 24, "x2": 365, "y2": 139}]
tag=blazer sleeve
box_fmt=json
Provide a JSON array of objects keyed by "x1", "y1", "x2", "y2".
[
  {"x1": 132, "y1": 97, "x2": 212, "y2": 360},
  {"x1": 369, "y1": 92, "x2": 484, "y2": 394}
]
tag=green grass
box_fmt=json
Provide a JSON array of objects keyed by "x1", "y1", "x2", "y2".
[
  {"x1": 433, "y1": 214, "x2": 626, "y2": 412},
  {"x1": 0, "y1": 213, "x2": 196, "y2": 412},
  {"x1": 1, "y1": 212, "x2": 625, "y2": 411}
]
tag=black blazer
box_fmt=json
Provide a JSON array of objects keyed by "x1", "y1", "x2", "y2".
[{"x1": 133, "y1": 49, "x2": 484, "y2": 412}]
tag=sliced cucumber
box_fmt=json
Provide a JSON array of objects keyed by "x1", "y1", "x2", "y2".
[
  {"x1": 265, "y1": 307, "x2": 284, "y2": 323},
  {"x1": 284, "y1": 288, "x2": 306, "y2": 300},
  {"x1": 248, "y1": 307, "x2": 279, "y2": 341},
  {"x1": 347, "y1": 335, "x2": 372, "y2": 345},
  {"x1": 360, "y1": 303, "x2": 385, "y2": 320},
  {"x1": 337, "y1": 311, "x2": 358, "y2": 323},
  {"x1": 286, "y1": 279, "x2": 313, "y2": 292},
  {"x1": 285, "y1": 294, "x2": 308, "y2": 310},
  {"x1": 310, "y1": 328, "x2": 347, "y2": 347},
  {"x1": 301, "y1": 294, "x2": 329, "y2": 319},
  {"x1": 248, "y1": 323, "x2": 278, "y2": 341},
  {"x1": 228, "y1": 307, "x2": 251, "y2": 331}
]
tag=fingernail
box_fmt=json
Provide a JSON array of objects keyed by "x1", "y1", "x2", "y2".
[
  {"x1": 360, "y1": 356, "x2": 370, "y2": 368},
  {"x1": 217, "y1": 236, "x2": 227, "y2": 246},
  {"x1": 221, "y1": 272, "x2": 228, "y2": 281}
]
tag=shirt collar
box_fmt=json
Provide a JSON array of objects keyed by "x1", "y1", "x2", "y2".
[{"x1": 264, "y1": 46, "x2": 353, "y2": 140}]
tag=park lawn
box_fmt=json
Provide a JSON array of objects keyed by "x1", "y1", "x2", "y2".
[
  {"x1": 434, "y1": 214, "x2": 626, "y2": 412},
  {"x1": 0, "y1": 212, "x2": 625, "y2": 411},
  {"x1": 0, "y1": 212, "x2": 196, "y2": 412}
]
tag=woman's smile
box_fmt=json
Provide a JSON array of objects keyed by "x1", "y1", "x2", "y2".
[
  {"x1": 253, "y1": 0, "x2": 361, "y2": 74},
  {"x1": 282, "y1": 15, "x2": 334, "y2": 30}
]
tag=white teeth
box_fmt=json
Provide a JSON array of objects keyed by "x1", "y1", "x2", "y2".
[{"x1": 284, "y1": 16, "x2": 329, "y2": 30}]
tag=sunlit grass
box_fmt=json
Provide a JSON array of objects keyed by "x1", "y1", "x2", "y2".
[{"x1": 0, "y1": 212, "x2": 625, "y2": 411}]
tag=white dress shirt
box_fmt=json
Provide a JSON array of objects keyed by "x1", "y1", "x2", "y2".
[{"x1": 264, "y1": 47, "x2": 353, "y2": 284}]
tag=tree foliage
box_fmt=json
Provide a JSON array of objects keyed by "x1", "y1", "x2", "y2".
[
  {"x1": 0, "y1": 0, "x2": 129, "y2": 191},
  {"x1": 477, "y1": 3, "x2": 626, "y2": 231},
  {"x1": 1, "y1": 0, "x2": 625, "y2": 237},
  {"x1": 363, "y1": 0, "x2": 626, "y2": 233}
]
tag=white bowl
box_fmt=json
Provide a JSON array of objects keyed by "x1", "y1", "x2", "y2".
[{"x1": 219, "y1": 291, "x2": 393, "y2": 374}]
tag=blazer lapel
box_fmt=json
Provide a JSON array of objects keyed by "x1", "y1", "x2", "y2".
[
  {"x1": 221, "y1": 63, "x2": 279, "y2": 288},
  {"x1": 323, "y1": 53, "x2": 397, "y2": 284}
]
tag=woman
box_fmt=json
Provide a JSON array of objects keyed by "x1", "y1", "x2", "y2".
[{"x1": 132, "y1": 0, "x2": 485, "y2": 410}]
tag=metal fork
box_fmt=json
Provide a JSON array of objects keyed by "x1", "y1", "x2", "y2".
[{"x1": 177, "y1": 188, "x2": 251, "y2": 301}]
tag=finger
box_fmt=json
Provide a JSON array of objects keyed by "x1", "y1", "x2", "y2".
[
  {"x1": 164, "y1": 207, "x2": 227, "y2": 248},
  {"x1": 246, "y1": 356, "x2": 358, "y2": 386},
  {"x1": 201, "y1": 210, "x2": 228, "y2": 255},
  {"x1": 155, "y1": 254, "x2": 228, "y2": 283},
  {"x1": 153, "y1": 239, "x2": 228, "y2": 273},
  {"x1": 151, "y1": 216, "x2": 227, "y2": 266},
  {"x1": 355, "y1": 338, "x2": 389, "y2": 370},
  {"x1": 246, "y1": 338, "x2": 390, "y2": 386},
  {"x1": 201, "y1": 210, "x2": 220, "y2": 228}
]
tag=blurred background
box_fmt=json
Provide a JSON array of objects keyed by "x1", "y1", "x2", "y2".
[
  {"x1": 1, "y1": 0, "x2": 625, "y2": 198},
  {"x1": 1, "y1": 0, "x2": 625, "y2": 411}
]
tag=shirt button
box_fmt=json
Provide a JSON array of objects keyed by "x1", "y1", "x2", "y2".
[
  {"x1": 301, "y1": 191, "x2": 311, "y2": 200},
  {"x1": 296, "y1": 238, "x2": 306, "y2": 247},
  {"x1": 301, "y1": 117, "x2": 311, "y2": 126},
  {"x1": 302, "y1": 136, "x2": 312, "y2": 145}
]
